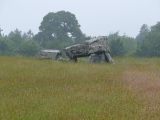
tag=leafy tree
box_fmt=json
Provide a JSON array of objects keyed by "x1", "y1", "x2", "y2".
[
  {"x1": 136, "y1": 24, "x2": 149, "y2": 45},
  {"x1": 34, "y1": 11, "x2": 85, "y2": 48},
  {"x1": 108, "y1": 31, "x2": 119, "y2": 42},
  {"x1": 22, "y1": 32, "x2": 29, "y2": 40},
  {"x1": 135, "y1": 24, "x2": 149, "y2": 56},
  {"x1": 34, "y1": 31, "x2": 48, "y2": 47},
  {"x1": 27, "y1": 29, "x2": 34, "y2": 39},
  {"x1": 0, "y1": 37, "x2": 15, "y2": 55},
  {"x1": 18, "y1": 40, "x2": 41, "y2": 56},
  {"x1": 8, "y1": 28, "x2": 23, "y2": 46},
  {"x1": 135, "y1": 22, "x2": 160, "y2": 57},
  {"x1": 0, "y1": 28, "x2": 41, "y2": 56},
  {"x1": 151, "y1": 22, "x2": 160, "y2": 32},
  {"x1": 149, "y1": 22, "x2": 160, "y2": 56},
  {"x1": 120, "y1": 36, "x2": 137, "y2": 56},
  {"x1": 108, "y1": 32, "x2": 136, "y2": 56},
  {"x1": 22, "y1": 30, "x2": 34, "y2": 40},
  {"x1": 110, "y1": 38, "x2": 126, "y2": 57}
]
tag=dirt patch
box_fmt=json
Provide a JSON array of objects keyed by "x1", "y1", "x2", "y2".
[{"x1": 124, "y1": 68, "x2": 160, "y2": 112}]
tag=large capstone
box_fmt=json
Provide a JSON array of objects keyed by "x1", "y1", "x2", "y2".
[{"x1": 64, "y1": 36, "x2": 114, "y2": 63}]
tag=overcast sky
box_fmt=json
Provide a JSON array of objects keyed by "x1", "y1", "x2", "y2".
[{"x1": 0, "y1": 0, "x2": 160, "y2": 38}]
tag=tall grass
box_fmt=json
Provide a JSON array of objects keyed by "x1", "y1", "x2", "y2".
[{"x1": 0, "y1": 56, "x2": 160, "y2": 119}]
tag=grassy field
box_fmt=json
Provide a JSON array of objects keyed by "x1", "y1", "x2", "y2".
[{"x1": 0, "y1": 56, "x2": 160, "y2": 120}]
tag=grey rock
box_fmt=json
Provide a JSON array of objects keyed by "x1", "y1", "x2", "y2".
[
  {"x1": 64, "y1": 36, "x2": 114, "y2": 63},
  {"x1": 36, "y1": 49, "x2": 63, "y2": 60}
]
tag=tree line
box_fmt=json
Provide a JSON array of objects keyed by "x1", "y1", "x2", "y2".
[{"x1": 0, "y1": 11, "x2": 160, "y2": 57}]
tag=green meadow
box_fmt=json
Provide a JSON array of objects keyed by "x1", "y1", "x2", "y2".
[{"x1": 0, "y1": 56, "x2": 160, "y2": 120}]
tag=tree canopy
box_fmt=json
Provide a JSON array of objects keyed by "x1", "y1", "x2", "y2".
[
  {"x1": 34, "y1": 11, "x2": 85, "y2": 48},
  {"x1": 108, "y1": 32, "x2": 137, "y2": 56},
  {"x1": 110, "y1": 38, "x2": 126, "y2": 57},
  {"x1": 136, "y1": 24, "x2": 149, "y2": 45},
  {"x1": 135, "y1": 22, "x2": 160, "y2": 57}
]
